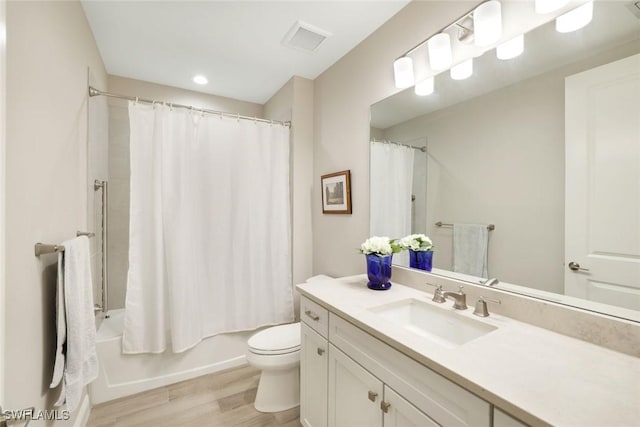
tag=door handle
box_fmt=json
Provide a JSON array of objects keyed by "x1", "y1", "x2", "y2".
[
  {"x1": 368, "y1": 391, "x2": 378, "y2": 402},
  {"x1": 380, "y1": 401, "x2": 391, "y2": 413},
  {"x1": 568, "y1": 261, "x2": 590, "y2": 272},
  {"x1": 317, "y1": 347, "x2": 325, "y2": 356}
]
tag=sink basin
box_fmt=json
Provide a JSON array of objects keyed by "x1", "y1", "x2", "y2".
[{"x1": 369, "y1": 298, "x2": 497, "y2": 348}]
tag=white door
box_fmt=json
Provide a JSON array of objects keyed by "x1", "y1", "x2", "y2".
[
  {"x1": 382, "y1": 386, "x2": 438, "y2": 427},
  {"x1": 301, "y1": 323, "x2": 328, "y2": 427},
  {"x1": 565, "y1": 53, "x2": 640, "y2": 310},
  {"x1": 328, "y1": 344, "x2": 383, "y2": 427}
]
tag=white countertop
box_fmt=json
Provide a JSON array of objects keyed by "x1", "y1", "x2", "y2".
[{"x1": 296, "y1": 275, "x2": 640, "y2": 427}]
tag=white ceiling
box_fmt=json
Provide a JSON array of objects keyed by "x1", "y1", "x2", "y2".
[{"x1": 81, "y1": 0, "x2": 410, "y2": 104}]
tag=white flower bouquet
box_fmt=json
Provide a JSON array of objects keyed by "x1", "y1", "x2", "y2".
[
  {"x1": 397, "y1": 234, "x2": 434, "y2": 252},
  {"x1": 359, "y1": 236, "x2": 402, "y2": 257}
]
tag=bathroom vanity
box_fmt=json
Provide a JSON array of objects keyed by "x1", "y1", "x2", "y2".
[{"x1": 297, "y1": 275, "x2": 640, "y2": 427}]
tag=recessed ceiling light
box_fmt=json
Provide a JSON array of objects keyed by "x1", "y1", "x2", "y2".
[{"x1": 193, "y1": 75, "x2": 208, "y2": 85}]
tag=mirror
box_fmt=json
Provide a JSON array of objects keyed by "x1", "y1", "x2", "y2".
[{"x1": 370, "y1": 1, "x2": 640, "y2": 321}]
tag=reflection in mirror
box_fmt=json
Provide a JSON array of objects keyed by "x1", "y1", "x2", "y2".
[
  {"x1": 369, "y1": 138, "x2": 426, "y2": 267},
  {"x1": 370, "y1": 1, "x2": 640, "y2": 321}
]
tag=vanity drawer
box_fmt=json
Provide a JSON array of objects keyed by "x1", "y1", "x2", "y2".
[
  {"x1": 300, "y1": 296, "x2": 329, "y2": 338},
  {"x1": 329, "y1": 313, "x2": 490, "y2": 427}
]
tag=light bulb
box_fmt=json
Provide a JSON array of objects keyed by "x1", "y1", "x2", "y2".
[
  {"x1": 497, "y1": 34, "x2": 524, "y2": 60},
  {"x1": 450, "y1": 59, "x2": 473, "y2": 80},
  {"x1": 474, "y1": 0, "x2": 503, "y2": 47},
  {"x1": 428, "y1": 33, "x2": 452, "y2": 71},
  {"x1": 393, "y1": 57, "x2": 415, "y2": 89},
  {"x1": 556, "y1": 1, "x2": 593, "y2": 33},
  {"x1": 415, "y1": 77, "x2": 434, "y2": 96},
  {"x1": 192, "y1": 75, "x2": 208, "y2": 85}
]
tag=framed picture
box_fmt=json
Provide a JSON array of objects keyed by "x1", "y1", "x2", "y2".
[{"x1": 321, "y1": 170, "x2": 352, "y2": 214}]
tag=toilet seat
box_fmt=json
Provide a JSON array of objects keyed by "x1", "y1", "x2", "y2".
[{"x1": 248, "y1": 322, "x2": 301, "y2": 355}]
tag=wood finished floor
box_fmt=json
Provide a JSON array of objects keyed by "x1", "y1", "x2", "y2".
[{"x1": 87, "y1": 365, "x2": 301, "y2": 427}]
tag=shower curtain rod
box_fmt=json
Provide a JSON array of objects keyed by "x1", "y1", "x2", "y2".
[
  {"x1": 88, "y1": 86, "x2": 291, "y2": 128},
  {"x1": 371, "y1": 138, "x2": 426, "y2": 152}
]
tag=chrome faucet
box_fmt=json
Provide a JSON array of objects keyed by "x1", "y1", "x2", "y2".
[
  {"x1": 483, "y1": 277, "x2": 499, "y2": 287},
  {"x1": 425, "y1": 283, "x2": 446, "y2": 303},
  {"x1": 442, "y1": 286, "x2": 468, "y2": 310}
]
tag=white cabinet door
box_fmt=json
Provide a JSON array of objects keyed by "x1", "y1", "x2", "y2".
[
  {"x1": 328, "y1": 344, "x2": 383, "y2": 427},
  {"x1": 565, "y1": 53, "x2": 640, "y2": 310},
  {"x1": 493, "y1": 408, "x2": 528, "y2": 427},
  {"x1": 301, "y1": 322, "x2": 328, "y2": 427},
  {"x1": 383, "y1": 386, "x2": 438, "y2": 427}
]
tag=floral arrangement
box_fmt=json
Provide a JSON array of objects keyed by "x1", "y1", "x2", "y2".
[
  {"x1": 398, "y1": 234, "x2": 434, "y2": 252},
  {"x1": 359, "y1": 236, "x2": 402, "y2": 257}
]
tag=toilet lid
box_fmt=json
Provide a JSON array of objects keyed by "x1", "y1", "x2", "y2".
[{"x1": 248, "y1": 322, "x2": 300, "y2": 354}]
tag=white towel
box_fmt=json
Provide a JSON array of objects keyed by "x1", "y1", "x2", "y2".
[
  {"x1": 50, "y1": 252, "x2": 66, "y2": 389},
  {"x1": 453, "y1": 224, "x2": 489, "y2": 278},
  {"x1": 53, "y1": 236, "x2": 98, "y2": 412}
]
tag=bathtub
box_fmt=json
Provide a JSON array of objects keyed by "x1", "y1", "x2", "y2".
[{"x1": 89, "y1": 309, "x2": 253, "y2": 404}]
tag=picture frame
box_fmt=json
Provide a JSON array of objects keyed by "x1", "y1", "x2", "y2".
[{"x1": 321, "y1": 170, "x2": 352, "y2": 214}]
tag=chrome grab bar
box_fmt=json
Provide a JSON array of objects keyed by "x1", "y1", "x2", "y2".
[{"x1": 94, "y1": 180, "x2": 109, "y2": 318}]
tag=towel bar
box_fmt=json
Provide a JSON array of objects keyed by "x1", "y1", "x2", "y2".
[
  {"x1": 34, "y1": 231, "x2": 95, "y2": 256},
  {"x1": 435, "y1": 221, "x2": 495, "y2": 231}
]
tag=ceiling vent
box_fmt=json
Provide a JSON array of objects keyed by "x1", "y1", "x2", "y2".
[{"x1": 282, "y1": 21, "x2": 331, "y2": 53}]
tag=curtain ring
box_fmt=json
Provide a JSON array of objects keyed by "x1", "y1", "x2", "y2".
[
  {"x1": 135, "y1": 97, "x2": 139, "y2": 104},
  {"x1": 254, "y1": 117, "x2": 257, "y2": 125},
  {"x1": 236, "y1": 113, "x2": 240, "y2": 122}
]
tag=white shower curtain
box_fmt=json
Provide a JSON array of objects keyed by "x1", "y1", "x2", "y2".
[
  {"x1": 123, "y1": 102, "x2": 293, "y2": 354},
  {"x1": 370, "y1": 141, "x2": 415, "y2": 266}
]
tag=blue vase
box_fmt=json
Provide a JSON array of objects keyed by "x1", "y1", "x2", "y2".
[
  {"x1": 409, "y1": 250, "x2": 433, "y2": 271},
  {"x1": 366, "y1": 253, "x2": 393, "y2": 290}
]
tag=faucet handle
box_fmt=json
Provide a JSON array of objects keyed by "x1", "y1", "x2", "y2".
[
  {"x1": 425, "y1": 283, "x2": 446, "y2": 303},
  {"x1": 473, "y1": 296, "x2": 501, "y2": 317}
]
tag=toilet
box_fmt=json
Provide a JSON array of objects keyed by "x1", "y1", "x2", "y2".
[{"x1": 246, "y1": 322, "x2": 301, "y2": 413}]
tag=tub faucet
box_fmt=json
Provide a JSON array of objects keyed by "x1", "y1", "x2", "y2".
[{"x1": 442, "y1": 286, "x2": 468, "y2": 310}]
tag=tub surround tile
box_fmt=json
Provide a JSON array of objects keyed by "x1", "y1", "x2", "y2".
[{"x1": 296, "y1": 275, "x2": 640, "y2": 427}]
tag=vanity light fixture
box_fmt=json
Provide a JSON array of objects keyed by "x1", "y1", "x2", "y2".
[
  {"x1": 414, "y1": 77, "x2": 435, "y2": 96},
  {"x1": 450, "y1": 58, "x2": 473, "y2": 80},
  {"x1": 496, "y1": 34, "x2": 524, "y2": 60},
  {"x1": 393, "y1": 56, "x2": 415, "y2": 89},
  {"x1": 428, "y1": 33, "x2": 453, "y2": 71},
  {"x1": 473, "y1": 0, "x2": 503, "y2": 47},
  {"x1": 192, "y1": 75, "x2": 208, "y2": 85},
  {"x1": 555, "y1": 1, "x2": 593, "y2": 33},
  {"x1": 535, "y1": 0, "x2": 569, "y2": 14}
]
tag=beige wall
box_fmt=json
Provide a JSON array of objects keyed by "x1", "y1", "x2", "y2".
[
  {"x1": 0, "y1": 0, "x2": 6, "y2": 407},
  {"x1": 265, "y1": 76, "x2": 315, "y2": 317},
  {"x1": 312, "y1": 1, "x2": 479, "y2": 277},
  {"x1": 106, "y1": 76, "x2": 264, "y2": 310},
  {"x1": 6, "y1": 0, "x2": 107, "y2": 424}
]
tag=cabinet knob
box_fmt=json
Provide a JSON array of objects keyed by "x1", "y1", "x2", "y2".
[
  {"x1": 368, "y1": 391, "x2": 378, "y2": 402},
  {"x1": 380, "y1": 401, "x2": 391, "y2": 413},
  {"x1": 304, "y1": 309, "x2": 320, "y2": 321},
  {"x1": 317, "y1": 347, "x2": 325, "y2": 356}
]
